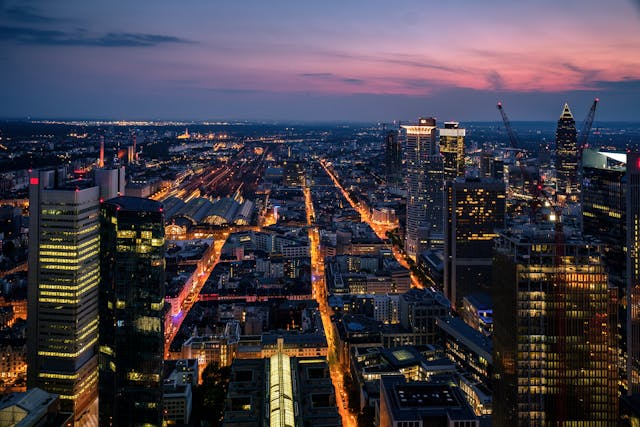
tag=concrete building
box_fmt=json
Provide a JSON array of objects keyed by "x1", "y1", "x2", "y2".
[
  {"x1": 27, "y1": 170, "x2": 100, "y2": 425},
  {"x1": 403, "y1": 118, "x2": 443, "y2": 258}
]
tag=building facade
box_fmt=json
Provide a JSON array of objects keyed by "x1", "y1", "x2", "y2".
[
  {"x1": 492, "y1": 224, "x2": 618, "y2": 426},
  {"x1": 27, "y1": 170, "x2": 100, "y2": 425},
  {"x1": 555, "y1": 103, "x2": 578, "y2": 196},
  {"x1": 99, "y1": 197, "x2": 165, "y2": 426},
  {"x1": 403, "y1": 118, "x2": 443, "y2": 258},
  {"x1": 444, "y1": 178, "x2": 505, "y2": 309},
  {"x1": 439, "y1": 121, "x2": 466, "y2": 182}
]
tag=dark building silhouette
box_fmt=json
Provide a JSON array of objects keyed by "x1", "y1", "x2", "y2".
[
  {"x1": 99, "y1": 197, "x2": 165, "y2": 426},
  {"x1": 555, "y1": 103, "x2": 578, "y2": 196},
  {"x1": 492, "y1": 224, "x2": 618, "y2": 426},
  {"x1": 384, "y1": 128, "x2": 402, "y2": 186},
  {"x1": 444, "y1": 178, "x2": 505, "y2": 309}
]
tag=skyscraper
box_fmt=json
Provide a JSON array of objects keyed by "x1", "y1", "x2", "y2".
[
  {"x1": 555, "y1": 103, "x2": 578, "y2": 196},
  {"x1": 27, "y1": 169, "x2": 100, "y2": 425},
  {"x1": 493, "y1": 224, "x2": 618, "y2": 426},
  {"x1": 99, "y1": 197, "x2": 165, "y2": 426},
  {"x1": 444, "y1": 178, "x2": 505, "y2": 309},
  {"x1": 627, "y1": 152, "x2": 640, "y2": 395},
  {"x1": 403, "y1": 117, "x2": 443, "y2": 258},
  {"x1": 439, "y1": 121, "x2": 466, "y2": 182},
  {"x1": 384, "y1": 128, "x2": 402, "y2": 186}
]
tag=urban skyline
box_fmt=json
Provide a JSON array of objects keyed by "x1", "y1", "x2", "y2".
[{"x1": 2, "y1": 1, "x2": 640, "y2": 426}]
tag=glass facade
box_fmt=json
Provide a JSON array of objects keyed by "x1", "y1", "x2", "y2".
[
  {"x1": 99, "y1": 196, "x2": 165, "y2": 426},
  {"x1": 493, "y1": 226, "x2": 618, "y2": 426},
  {"x1": 439, "y1": 121, "x2": 466, "y2": 183}
]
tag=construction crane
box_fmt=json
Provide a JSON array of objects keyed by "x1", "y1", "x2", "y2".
[
  {"x1": 496, "y1": 102, "x2": 520, "y2": 150},
  {"x1": 497, "y1": 101, "x2": 545, "y2": 200},
  {"x1": 578, "y1": 98, "x2": 599, "y2": 151}
]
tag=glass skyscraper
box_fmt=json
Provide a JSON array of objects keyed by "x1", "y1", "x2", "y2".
[
  {"x1": 439, "y1": 121, "x2": 466, "y2": 183},
  {"x1": 493, "y1": 224, "x2": 618, "y2": 426},
  {"x1": 99, "y1": 196, "x2": 165, "y2": 426}
]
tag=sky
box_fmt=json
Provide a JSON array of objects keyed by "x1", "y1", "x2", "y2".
[{"x1": 1, "y1": 0, "x2": 640, "y2": 122}]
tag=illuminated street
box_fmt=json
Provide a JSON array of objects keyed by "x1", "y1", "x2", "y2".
[
  {"x1": 164, "y1": 238, "x2": 227, "y2": 357},
  {"x1": 304, "y1": 183, "x2": 357, "y2": 427}
]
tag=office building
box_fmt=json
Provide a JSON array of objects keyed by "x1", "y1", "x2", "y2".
[
  {"x1": 492, "y1": 224, "x2": 618, "y2": 426},
  {"x1": 283, "y1": 159, "x2": 305, "y2": 187},
  {"x1": 99, "y1": 197, "x2": 165, "y2": 426},
  {"x1": 555, "y1": 103, "x2": 578, "y2": 196},
  {"x1": 439, "y1": 121, "x2": 466, "y2": 182},
  {"x1": 628, "y1": 152, "x2": 640, "y2": 395},
  {"x1": 27, "y1": 170, "x2": 100, "y2": 425},
  {"x1": 384, "y1": 128, "x2": 402, "y2": 186},
  {"x1": 403, "y1": 117, "x2": 443, "y2": 258},
  {"x1": 444, "y1": 177, "x2": 505, "y2": 309}
]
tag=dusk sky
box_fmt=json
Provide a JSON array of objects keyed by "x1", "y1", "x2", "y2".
[{"x1": 1, "y1": 0, "x2": 640, "y2": 122}]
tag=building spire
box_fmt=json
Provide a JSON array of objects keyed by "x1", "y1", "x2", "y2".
[{"x1": 560, "y1": 103, "x2": 574, "y2": 120}]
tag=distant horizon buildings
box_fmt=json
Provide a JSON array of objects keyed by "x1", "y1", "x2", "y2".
[{"x1": 403, "y1": 117, "x2": 443, "y2": 259}]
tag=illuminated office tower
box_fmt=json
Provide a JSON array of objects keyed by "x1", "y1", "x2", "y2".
[
  {"x1": 444, "y1": 178, "x2": 505, "y2": 309},
  {"x1": 627, "y1": 152, "x2": 640, "y2": 394},
  {"x1": 555, "y1": 103, "x2": 578, "y2": 195},
  {"x1": 403, "y1": 117, "x2": 443, "y2": 258},
  {"x1": 27, "y1": 169, "x2": 100, "y2": 425},
  {"x1": 384, "y1": 128, "x2": 402, "y2": 186},
  {"x1": 493, "y1": 224, "x2": 618, "y2": 426},
  {"x1": 99, "y1": 197, "x2": 165, "y2": 427},
  {"x1": 439, "y1": 121, "x2": 465, "y2": 182}
]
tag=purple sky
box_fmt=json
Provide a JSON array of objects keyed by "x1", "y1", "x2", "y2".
[{"x1": 1, "y1": 0, "x2": 639, "y2": 121}]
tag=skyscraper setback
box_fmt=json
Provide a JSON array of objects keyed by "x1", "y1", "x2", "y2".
[
  {"x1": 27, "y1": 170, "x2": 100, "y2": 425},
  {"x1": 99, "y1": 197, "x2": 166, "y2": 426},
  {"x1": 403, "y1": 117, "x2": 443, "y2": 258},
  {"x1": 555, "y1": 103, "x2": 578, "y2": 195}
]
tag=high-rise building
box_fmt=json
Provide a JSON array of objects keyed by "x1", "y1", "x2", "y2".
[
  {"x1": 384, "y1": 128, "x2": 402, "y2": 186},
  {"x1": 627, "y1": 152, "x2": 640, "y2": 395},
  {"x1": 582, "y1": 149, "x2": 640, "y2": 393},
  {"x1": 403, "y1": 117, "x2": 443, "y2": 258},
  {"x1": 439, "y1": 121, "x2": 466, "y2": 182},
  {"x1": 444, "y1": 178, "x2": 505, "y2": 309},
  {"x1": 492, "y1": 224, "x2": 618, "y2": 426},
  {"x1": 555, "y1": 103, "x2": 578, "y2": 195},
  {"x1": 99, "y1": 197, "x2": 165, "y2": 426},
  {"x1": 27, "y1": 169, "x2": 100, "y2": 425}
]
